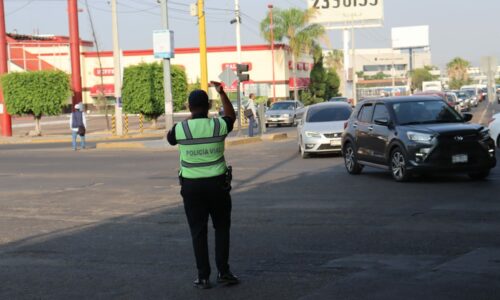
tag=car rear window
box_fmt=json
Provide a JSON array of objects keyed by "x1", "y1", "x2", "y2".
[{"x1": 306, "y1": 106, "x2": 352, "y2": 123}]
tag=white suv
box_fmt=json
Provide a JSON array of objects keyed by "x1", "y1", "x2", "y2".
[{"x1": 489, "y1": 113, "x2": 500, "y2": 148}]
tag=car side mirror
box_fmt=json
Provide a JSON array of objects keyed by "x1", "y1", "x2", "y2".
[
  {"x1": 374, "y1": 118, "x2": 389, "y2": 126},
  {"x1": 462, "y1": 113, "x2": 473, "y2": 122}
]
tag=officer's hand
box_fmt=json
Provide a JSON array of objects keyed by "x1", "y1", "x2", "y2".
[{"x1": 210, "y1": 81, "x2": 224, "y2": 94}]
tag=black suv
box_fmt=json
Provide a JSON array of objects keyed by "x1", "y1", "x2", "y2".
[{"x1": 341, "y1": 96, "x2": 496, "y2": 182}]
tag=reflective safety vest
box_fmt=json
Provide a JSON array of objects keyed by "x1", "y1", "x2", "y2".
[{"x1": 175, "y1": 117, "x2": 228, "y2": 179}]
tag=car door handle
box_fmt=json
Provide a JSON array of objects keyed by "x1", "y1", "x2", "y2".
[
  {"x1": 353, "y1": 123, "x2": 358, "y2": 128},
  {"x1": 368, "y1": 126, "x2": 374, "y2": 131}
]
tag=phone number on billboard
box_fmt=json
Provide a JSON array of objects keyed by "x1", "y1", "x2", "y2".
[{"x1": 312, "y1": 0, "x2": 379, "y2": 9}]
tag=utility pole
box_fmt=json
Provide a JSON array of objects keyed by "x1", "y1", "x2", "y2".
[
  {"x1": 111, "y1": 0, "x2": 123, "y2": 136},
  {"x1": 268, "y1": 4, "x2": 276, "y2": 102},
  {"x1": 0, "y1": 0, "x2": 12, "y2": 136},
  {"x1": 198, "y1": 0, "x2": 208, "y2": 92},
  {"x1": 351, "y1": 22, "x2": 357, "y2": 105},
  {"x1": 234, "y1": 0, "x2": 242, "y2": 63},
  {"x1": 68, "y1": 0, "x2": 83, "y2": 111},
  {"x1": 160, "y1": 0, "x2": 174, "y2": 131}
]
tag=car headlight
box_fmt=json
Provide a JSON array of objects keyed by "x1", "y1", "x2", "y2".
[
  {"x1": 480, "y1": 128, "x2": 490, "y2": 140},
  {"x1": 305, "y1": 131, "x2": 321, "y2": 138},
  {"x1": 407, "y1": 131, "x2": 435, "y2": 145},
  {"x1": 282, "y1": 114, "x2": 290, "y2": 118}
]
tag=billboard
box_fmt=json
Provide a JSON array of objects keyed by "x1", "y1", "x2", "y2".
[
  {"x1": 307, "y1": 0, "x2": 384, "y2": 29},
  {"x1": 391, "y1": 26, "x2": 429, "y2": 49}
]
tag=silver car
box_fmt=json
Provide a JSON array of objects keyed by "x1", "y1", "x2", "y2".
[
  {"x1": 297, "y1": 102, "x2": 353, "y2": 158},
  {"x1": 265, "y1": 100, "x2": 304, "y2": 127}
]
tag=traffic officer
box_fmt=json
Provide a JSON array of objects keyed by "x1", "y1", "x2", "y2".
[{"x1": 167, "y1": 81, "x2": 239, "y2": 289}]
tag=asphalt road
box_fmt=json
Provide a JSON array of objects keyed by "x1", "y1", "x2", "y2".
[{"x1": 0, "y1": 136, "x2": 499, "y2": 299}]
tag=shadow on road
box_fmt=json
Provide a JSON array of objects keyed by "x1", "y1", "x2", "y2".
[{"x1": 1, "y1": 158, "x2": 500, "y2": 299}]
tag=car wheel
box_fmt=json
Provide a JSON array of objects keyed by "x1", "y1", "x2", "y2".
[
  {"x1": 265, "y1": 123, "x2": 269, "y2": 128},
  {"x1": 343, "y1": 143, "x2": 363, "y2": 174},
  {"x1": 497, "y1": 136, "x2": 500, "y2": 149},
  {"x1": 468, "y1": 169, "x2": 490, "y2": 180},
  {"x1": 390, "y1": 148, "x2": 411, "y2": 182}
]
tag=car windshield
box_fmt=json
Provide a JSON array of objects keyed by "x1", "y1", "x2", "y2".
[
  {"x1": 270, "y1": 102, "x2": 294, "y2": 110},
  {"x1": 456, "y1": 92, "x2": 467, "y2": 98},
  {"x1": 391, "y1": 100, "x2": 463, "y2": 125},
  {"x1": 306, "y1": 106, "x2": 352, "y2": 123},
  {"x1": 463, "y1": 90, "x2": 475, "y2": 96}
]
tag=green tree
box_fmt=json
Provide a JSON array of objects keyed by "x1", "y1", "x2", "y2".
[
  {"x1": 260, "y1": 7, "x2": 325, "y2": 100},
  {"x1": 411, "y1": 67, "x2": 438, "y2": 91},
  {"x1": 309, "y1": 55, "x2": 327, "y2": 100},
  {"x1": 122, "y1": 62, "x2": 187, "y2": 127},
  {"x1": 447, "y1": 57, "x2": 471, "y2": 89},
  {"x1": 324, "y1": 68, "x2": 341, "y2": 100},
  {"x1": 1, "y1": 70, "x2": 71, "y2": 135}
]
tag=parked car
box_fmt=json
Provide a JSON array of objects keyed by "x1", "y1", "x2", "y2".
[
  {"x1": 297, "y1": 102, "x2": 352, "y2": 158},
  {"x1": 341, "y1": 96, "x2": 496, "y2": 181},
  {"x1": 265, "y1": 100, "x2": 305, "y2": 127},
  {"x1": 489, "y1": 113, "x2": 500, "y2": 148},
  {"x1": 497, "y1": 90, "x2": 500, "y2": 104}
]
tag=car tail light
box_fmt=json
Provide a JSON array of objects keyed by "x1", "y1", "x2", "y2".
[{"x1": 344, "y1": 121, "x2": 348, "y2": 129}]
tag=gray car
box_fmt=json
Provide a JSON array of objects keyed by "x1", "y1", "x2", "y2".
[{"x1": 265, "y1": 100, "x2": 305, "y2": 127}]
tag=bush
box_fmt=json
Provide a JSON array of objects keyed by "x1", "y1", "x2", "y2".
[
  {"x1": 1, "y1": 70, "x2": 71, "y2": 135},
  {"x1": 122, "y1": 63, "x2": 188, "y2": 124}
]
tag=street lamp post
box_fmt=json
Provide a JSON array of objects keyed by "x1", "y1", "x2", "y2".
[{"x1": 268, "y1": 4, "x2": 276, "y2": 103}]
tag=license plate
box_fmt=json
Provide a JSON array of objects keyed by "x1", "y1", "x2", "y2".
[
  {"x1": 330, "y1": 139, "x2": 342, "y2": 146},
  {"x1": 452, "y1": 154, "x2": 468, "y2": 164}
]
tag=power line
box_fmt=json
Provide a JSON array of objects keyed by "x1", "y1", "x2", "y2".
[{"x1": 6, "y1": 0, "x2": 34, "y2": 16}]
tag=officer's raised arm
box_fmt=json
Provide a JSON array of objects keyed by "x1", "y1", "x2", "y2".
[{"x1": 211, "y1": 81, "x2": 235, "y2": 122}]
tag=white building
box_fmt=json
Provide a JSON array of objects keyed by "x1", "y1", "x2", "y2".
[{"x1": 6, "y1": 33, "x2": 314, "y2": 109}]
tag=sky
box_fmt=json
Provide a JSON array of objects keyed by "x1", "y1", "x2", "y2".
[{"x1": 5, "y1": 0, "x2": 500, "y2": 69}]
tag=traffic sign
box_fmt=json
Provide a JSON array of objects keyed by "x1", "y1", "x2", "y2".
[{"x1": 219, "y1": 67, "x2": 238, "y2": 87}]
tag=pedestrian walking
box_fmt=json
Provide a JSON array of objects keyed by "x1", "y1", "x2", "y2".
[
  {"x1": 245, "y1": 93, "x2": 258, "y2": 137},
  {"x1": 166, "y1": 82, "x2": 239, "y2": 289},
  {"x1": 70, "y1": 103, "x2": 86, "y2": 151}
]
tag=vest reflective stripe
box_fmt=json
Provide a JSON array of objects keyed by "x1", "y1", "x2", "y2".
[
  {"x1": 182, "y1": 121, "x2": 193, "y2": 140},
  {"x1": 213, "y1": 118, "x2": 221, "y2": 137},
  {"x1": 181, "y1": 156, "x2": 225, "y2": 168},
  {"x1": 177, "y1": 135, "x2": 227, "y2": 145},
  {"x1": 176, "y1": 118, "x2": 228, "y2": 179}
]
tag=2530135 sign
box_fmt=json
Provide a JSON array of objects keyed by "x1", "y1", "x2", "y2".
[
  {"x1": 307, "y1": 0, "x2": 384, "y2": 28},
  {"x1": 312, "y1": 0, "x2": 379, "y2": 9}
]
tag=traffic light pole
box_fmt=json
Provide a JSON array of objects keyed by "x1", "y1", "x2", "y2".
[{"x1": 0, "y1": 0, "x2": 12, "y2": 136}]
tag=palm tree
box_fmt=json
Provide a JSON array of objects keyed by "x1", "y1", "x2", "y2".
[
  {"x1": 260, "y1": 8, "x2": 325, "y2": 100},
  {"x1": 447, "y1": 57, "x2": 470, "y2": 82},
  {"x1": 325, "y1": 49, "x2": 344, "y2": 71}
]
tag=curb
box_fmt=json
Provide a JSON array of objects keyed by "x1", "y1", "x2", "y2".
[{"x1": 93, "y1": 133, "x2": 288, "y2": 150}]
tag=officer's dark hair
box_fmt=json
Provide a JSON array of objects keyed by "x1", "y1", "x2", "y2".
[{"x1": 188, "y1": 89, "x2": 210, "y2": 112}]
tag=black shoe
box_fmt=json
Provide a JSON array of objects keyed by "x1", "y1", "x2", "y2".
[
  {"x1": 217, "y1": 272, "x2": 240, "y2": 285},
  {"x1": 193, "y1": 278, "x2": 211, "y2": 289}
]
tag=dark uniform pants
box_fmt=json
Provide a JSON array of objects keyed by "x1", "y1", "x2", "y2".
[{"x1": 180, "y1": 174, "x2": 231, "y2": 279}]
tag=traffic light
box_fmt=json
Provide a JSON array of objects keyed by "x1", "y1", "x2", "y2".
[{"x1": 236, "y1": 64, "x2": 250, "y2": 82}]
